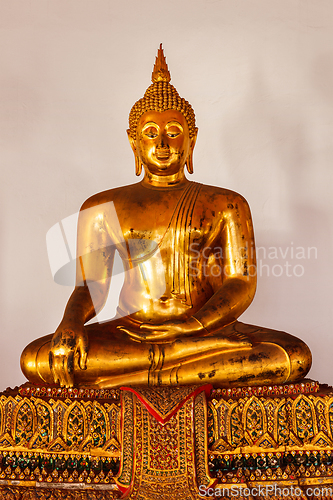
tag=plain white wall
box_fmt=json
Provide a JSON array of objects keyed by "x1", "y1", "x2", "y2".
[{"x1": 1, "y1": 0, "x2": 332, "y2": 391}]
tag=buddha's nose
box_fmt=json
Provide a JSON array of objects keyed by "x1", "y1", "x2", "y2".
[
  {"x1": 157, "y1": 136, "x2": 169, "y2": 150},
  {"x1": 155, "y1": 140, "x2": 170, "y2": 159}
]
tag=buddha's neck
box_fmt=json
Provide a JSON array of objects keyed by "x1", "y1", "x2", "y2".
[{"x1": 141, "y1": 168, "x2": 188, "y2": 189}]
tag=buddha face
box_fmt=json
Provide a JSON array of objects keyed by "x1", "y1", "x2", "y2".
[{"x1": 128, "y1": 110, "x2": 197, "y2": 177}]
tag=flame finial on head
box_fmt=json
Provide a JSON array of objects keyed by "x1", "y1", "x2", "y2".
[{"x1": 151, "y1": 43, "x2": 171, "y2": 83}]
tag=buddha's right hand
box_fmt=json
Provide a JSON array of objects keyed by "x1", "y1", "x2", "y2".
[{"x1": 49, "y1": 324, "x2": 88, "y2": 387}]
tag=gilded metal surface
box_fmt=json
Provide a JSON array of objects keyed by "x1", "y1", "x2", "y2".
[
  {"x1": 122, "y1": 385, "x2": 211, "y2": 422},
  {"x1": 0, "y1": 388, "x2": 122, "y2": 494},
  {"x1": 208, "y1": 383, "x2": 331, "y2": 453},
  {"x1": 21, "y1": 44, "x2": 311, "y2": 391},
  {"x1": 0, "y1": 489, "x2": 120, "y2": 499},
  {"x1": 207, "y1": 383, "x2": 333, "y2": 498},
  {"x1": 0, "y1": 391, "x2": 121, "y2": 473},
  {"x1": 0, "y1": 385, "x2": 213, "y2": 498},
  {"x1": 117, "y1": 388, "x2": 211, "y2": 500},
  {"x1": 1, "y1": 384, "x2": 333, "y2": 498}
]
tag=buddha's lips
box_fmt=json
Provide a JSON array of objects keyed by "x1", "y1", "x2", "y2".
[{"x1": 155, "y1": 149, "x2": 170, "y2": 160}]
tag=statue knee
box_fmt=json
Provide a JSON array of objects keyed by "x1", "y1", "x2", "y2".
[
  {"x1": 284, "y1": 337, "x2": 312, "y2": 382},
  {"x1": 20, "y1": 334, "x2": 53, "y2": 385},
  {"x1": 21, "y1": 339, "x2": 39, "y2": 383}
]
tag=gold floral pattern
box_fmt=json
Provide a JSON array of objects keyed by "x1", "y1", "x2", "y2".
[{"x1": 0, "y1": 383, "x2": 333, "y2": 499}]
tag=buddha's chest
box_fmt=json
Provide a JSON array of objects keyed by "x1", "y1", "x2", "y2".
[
  {"x1": 113, "y1": 187, "x2": 219, "y2": 248},
  {"x1": 118, "y1": 210, "x2": 216, "y2": 250}
]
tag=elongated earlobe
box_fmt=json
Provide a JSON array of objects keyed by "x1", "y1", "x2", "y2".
[
  {"x1": 186, "y1": 128, "x2": 197, "y2": 174},
  {"x1": 135, "y1": 155, "x2": 142, "y2": 176},
  {"x1": 127, "y1": 129, "x2": 142, "y2": 176},
  {"x1": 186, "y1": 152, "x2": 194, "y2": 174}
]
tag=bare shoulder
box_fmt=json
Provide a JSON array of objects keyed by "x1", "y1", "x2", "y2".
[
  {"x1": 80, "y1": 182, "x2": 142, "y2": 211},
  {"x1": 199, "y1": 183, "x2": 251, "y2": 212}
]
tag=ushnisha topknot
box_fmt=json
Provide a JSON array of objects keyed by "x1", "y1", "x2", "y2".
[{"x1": 128, "y1": 44, "x2": 196, "y2": 139}]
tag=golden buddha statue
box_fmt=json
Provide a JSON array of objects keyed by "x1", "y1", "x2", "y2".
[{"x1": 21, "y1": 45, "x2": 311, "y2": 389}]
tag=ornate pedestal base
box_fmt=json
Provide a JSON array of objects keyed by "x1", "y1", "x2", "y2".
[{"x1": 0, "y1": 381, "x2": 332, "y2": 499}]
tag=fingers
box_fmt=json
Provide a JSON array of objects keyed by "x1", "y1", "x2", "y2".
[
  {"x1": 116, "y1": 326, "x2": 131, "y2": 335},
  {"x1": 77, "y1": 334, "x2": 88, "y2": 370},
  {"x1": 79, "y1": 351, "x2": 88, "y2": 370},
  {"x1": 67, "y1": 351, "x2": 74, "y2": 375},
  {"x1": 53, "y1": 355, "x2": 67, "y2": 387},
  {"x1": 140, "y1": 323, "x2": 165, "y2": 332},
  {"x1": 49, "y1": 353, "x2": 74, "y2": 388},
  {"x1": 49, "y1": 351, "x2": 53, "y2": 370},
  {"x1": 64, "y1": 351, "x2": 74, "y2": 387},
  {"x1": 116, "y1": 326, "x2": 151, "y2": 341},
  {"x1": 49, "y1": 352, "x2": 59, "y2": 385},
  {"x1": 49, "y1": 329, "x2": 89, "y2": 387},
  {"x1": 214, "y1": 335, "x2": 252, "y2": 349}
]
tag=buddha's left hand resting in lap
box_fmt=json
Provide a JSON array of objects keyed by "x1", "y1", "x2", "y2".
[{"x1": 21, "y1": 45, "x2": 311, "y2": 389}]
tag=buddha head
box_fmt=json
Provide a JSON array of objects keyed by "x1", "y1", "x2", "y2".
[{"x1": 127, "y1": 44, "x2": 198, "y2": 177}]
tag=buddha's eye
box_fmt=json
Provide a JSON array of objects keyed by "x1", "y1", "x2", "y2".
[
  {"x1": 166, "y1": 125, "x2": 182, "y2": 138},
  {"x1": 144, "y1": 127, "x2": 158, "y2": 139}
]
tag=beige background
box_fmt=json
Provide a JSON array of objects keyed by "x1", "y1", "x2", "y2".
[{"x1": 1, "y1": 0, "x2": 332, "y2": 390}]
